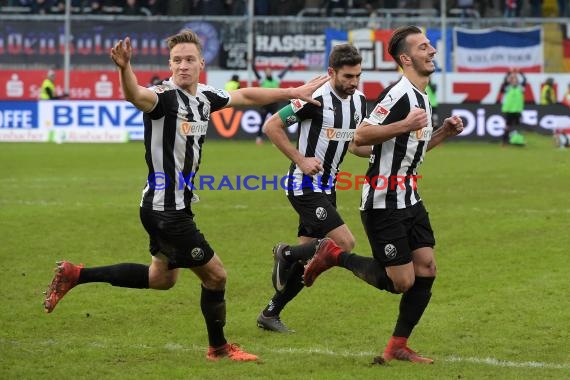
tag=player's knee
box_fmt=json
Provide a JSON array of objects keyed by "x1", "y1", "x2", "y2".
[
  {"x1": 334, "y1": 234, "x2": 356, "y2": 252},
  {"x1": 415, "y1": 258, "x2": 437, "y2": 277},
  {"x1": 336, "y1": 239, "x2": 355, "y2": 252},
  {"x1": 202, "y1": 266, "x2": 227, "y2": 290},
  {"x1": 391, "y1": 275, "x2": 415, "y2": 293},
  {"x1": 150, "y1": 275, "x2": 177, "y2": 290}
]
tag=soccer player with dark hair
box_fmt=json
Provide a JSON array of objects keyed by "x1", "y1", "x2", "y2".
[
  {"x1": 43, "y1": 29, "x2": 327, "y2": 362},
  {"x1": 303, "y1": 26, "x2": 464, "y2": 364},
  {"x1": 256, "y1": 43, "x2": 370, "y2": 333}
]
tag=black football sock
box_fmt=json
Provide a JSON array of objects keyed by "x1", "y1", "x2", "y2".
[
  {"x1": 263, "y1": 262, "x2": 304, "y2": 317},
  {"x1": 393, "y1": 276, "x2": 435, "y2": 338},
  {"x1": 338, "y1": 253, "x2": 397, "y2": 293},
  {"x1": 77, "y1": 263, "x2": 149, "y2": 288},
  {"x1": 283, "y1": 240, "x2": 319, "y2": 262},
  {"x1": 201, "y1": 285, "x2": 227, "y2": 348}
]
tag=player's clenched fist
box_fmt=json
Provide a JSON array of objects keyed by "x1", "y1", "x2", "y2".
[{"x1": 404, "y1": 107, "x2": 429, "y2": 132}]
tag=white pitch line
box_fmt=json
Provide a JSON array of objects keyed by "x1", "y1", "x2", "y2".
[
  {"x1": 10, "y1": 339, "x2": 567, "y2": 370},
  {"x1": 268, "y1": 348, "x2": 570, "y2": 369}
]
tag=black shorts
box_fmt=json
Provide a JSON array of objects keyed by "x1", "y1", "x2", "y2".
[
  {"x1": 504, "y1": 112, "x2": 520, "y2": 127},
  {"x1": 139, "y1": 207, "x2": 214, "y2": 269},
  {"x1": 287, "y1": 191, "x2": 344, "y2": 239},
  {"x1": 360, "y1": 202, "x2": 435, "y2": 267}
]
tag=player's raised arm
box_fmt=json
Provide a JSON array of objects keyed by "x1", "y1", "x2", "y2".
[{"x1": 110, "y1": 37, "x2": 157, "y2": 113}]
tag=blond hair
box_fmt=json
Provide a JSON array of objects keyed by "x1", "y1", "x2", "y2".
[{"x1": 166, "y1": 29, "x2": 203, "y2": 55}]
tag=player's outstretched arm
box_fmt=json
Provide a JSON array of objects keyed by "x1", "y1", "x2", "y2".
[
  {"x1": 228, "y1": 75, "x2": 328, "y2": 108},
  {"x1": 110, "y1": 37, "x2": 157, "y2": 113}
]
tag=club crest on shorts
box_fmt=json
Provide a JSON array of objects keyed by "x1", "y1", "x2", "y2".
[
  {"x1": 384, "y1": 244, "x2": 397, "y2": 259},
  {"x1": 315, "y1": 207, "x2": 327, "y2": 221},
  {"x1": 191, "y1": 247, "x2": 204, "y2": 260}
]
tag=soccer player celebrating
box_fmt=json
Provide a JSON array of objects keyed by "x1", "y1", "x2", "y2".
[
  {"x1": 43, "y1": 29, "x2": 327, "y2": 362},
  {"x1": 256, "y1": 44, "x2": 370, "y2": 333},
  {"x1": 303, "y1": 26, "x2": 464, "y2": 364}
]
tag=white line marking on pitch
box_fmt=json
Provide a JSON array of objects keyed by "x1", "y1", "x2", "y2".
[{"x1": 7, "y1": 339, "x2": 569, "y2": 369}]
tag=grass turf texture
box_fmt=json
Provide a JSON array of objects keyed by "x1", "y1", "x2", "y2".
[{"x1": 1, "y1": 134, "x2": 568, "y2": 379}]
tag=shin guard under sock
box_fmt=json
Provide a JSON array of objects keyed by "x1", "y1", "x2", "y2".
[
  {"x1": 393, "y1": 276, "x2": 435, "y2": 338},
  {"x1": 263, "y1": 262, "x2": 305, "y2": 317},
  {"x1": 201, "y1": 285, "x2": 227, "y2": 348},
  {"x1": 78, "y1": 263, "x2": 149, "y2": 288},
  {"x1": 339, "y1": 253, "x2": 396, "y2": 293},
  {"x1": 285, "y1": 240, "x2": 319, "y2": 262}
]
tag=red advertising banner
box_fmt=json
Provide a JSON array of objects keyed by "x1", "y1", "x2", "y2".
[{"x1": 0, "y1": 70, "x2": 205, "y2": 100}]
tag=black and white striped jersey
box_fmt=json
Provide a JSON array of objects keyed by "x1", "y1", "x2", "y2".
[
  {"x1": 283, "y1": 81, "x2": 367, "y2": 196},
  {"x1": 140, "y1": 79, "x2": 230, "y2": 211},
  {"x1": 360, "y1": 76, "x2": 433, "y2": 210}
]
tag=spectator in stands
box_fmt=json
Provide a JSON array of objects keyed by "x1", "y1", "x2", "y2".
[
  {"x1": 145, "y1": 0, "x2": 166, "y2": 14},
  {"x1": 166, "y1": 0, "x2": 191, "y2": 15},
  {"x1": 558, "y1": 0, "x2": 567, "y2": 16},
  {"x1": 230, "y1": 0, "x2": 246, "y2": 14},
  {"x1": 31, "y1": 0, "x2": 54, "y2": 13},
  {"x1": 254, "y1": 0, "x2": 270, "y2": 15},
  {"x1": 196, "y1": 0, "x2": 232, "y2": 15},
  {"x1": 324, "y1": 0, "x2": 347, "y2": 16},
  {"x1": 499, "y1": 68, "x2": 526, "y2": 146},
  {"x1": 502, "y1": 0, "x2": 522, "y2": 17},
  {"x1": 269, "y1": 0, "x2": 304, "y2": 15},
  {"x1": 529, "y1": 0, "x2": 542, "y2": 17},
  {"x1": 123, "y1": 0, "x2": 147, "y2": 15},
  {"x1": 88, "y1": 0, "x2": 103, "y2": 13},
  {"x1": 504, "y1": 0, "x2": 517, "y2": 16},
  {"x1": 39, "y1": 69, "x2": 67, "y2": 100},
  {"x1": 540, "y1": 77, "x2": 557, "y2": 105}
]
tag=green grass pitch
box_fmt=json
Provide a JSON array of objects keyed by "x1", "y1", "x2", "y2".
[{"x1": 1, "y1": 134, "x2": 569, "y2": 379}]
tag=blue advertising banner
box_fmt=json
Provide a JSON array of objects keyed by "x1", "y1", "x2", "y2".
[{"x1": 0, "y1": 101, "x2": 39, "y2": 129}]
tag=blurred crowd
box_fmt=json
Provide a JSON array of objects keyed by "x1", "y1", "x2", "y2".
[{"x1": 0, "y1": 0, "x2": 567, "y2": 17}]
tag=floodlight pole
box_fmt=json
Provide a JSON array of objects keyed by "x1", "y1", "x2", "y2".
[
  {"x1": 246, "y1": 0, "x2": 254, "y2": 87},
  {"x1": 440, "y1": 0, "x2": 447, "y2": 103},
  {"x1": 64, "y1": 0, "x2": 71, "y2": 95}
]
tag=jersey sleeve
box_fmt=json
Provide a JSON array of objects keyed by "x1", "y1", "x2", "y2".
[
  {"x1": 201, "y1": 85, "x2": 231, "y2": 112},
  {"x1": 277, "y1": 104, "x2": 298, "y2": 126},
  {"x1": 365, "y1": 97, "x2": 393, "y2": 126},
  {"x1": 146, "y1": 84, "x2": 169, "y2": 119}
]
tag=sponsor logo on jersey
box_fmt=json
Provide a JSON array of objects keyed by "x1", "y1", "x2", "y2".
[
  {"x1": 323, "y1": 127, "x2": 355, "y2": 141},
  {"x1": 415, "y1": 127, "x2": 433, "y2": 141},
  {"x1": 181, "y1": 121, "x2": 209, "y2": 136}
]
